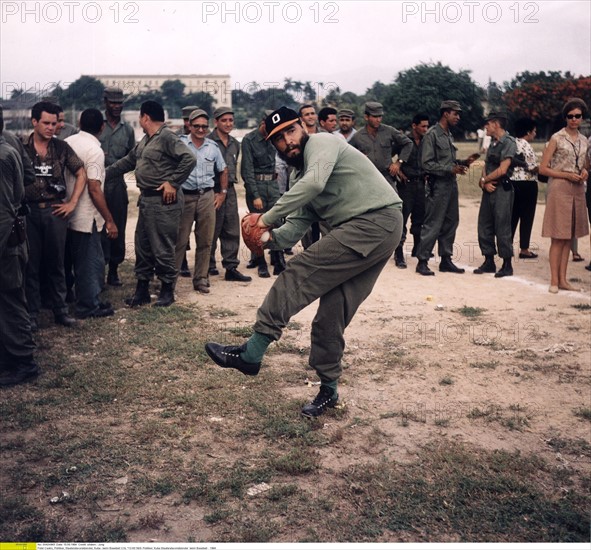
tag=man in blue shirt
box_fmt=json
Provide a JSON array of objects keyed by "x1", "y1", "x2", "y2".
[{"x1": 175, "y1": 109, "x2": 228, "y2": 294}]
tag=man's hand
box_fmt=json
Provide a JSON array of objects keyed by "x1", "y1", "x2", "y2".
[
  {"x1": 483, "y1": 182, "x2": 497, "y2": 193},
  {"x1": 52, "y1": 201, "x2": 76, "y2": 218},
  {"x1": 157, "y1": 181, "x2": 177, "y2": 204},
  {"x1": 214, "y1": 192, "x2": 227, "y2": 210},
  {"x1": 452, "y1": 165, "x2": 468, "y2": 175},
  {"x1": 252, "y1": 197, "x2": 264, "y2": 211},
  {"x1": 388, "y1": 161, "x2": 402, "y2": 178},
  {"x1": 105, "y1": 220, "x2": 119, "y2": 240}
]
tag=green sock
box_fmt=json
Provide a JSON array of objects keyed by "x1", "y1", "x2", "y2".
[
  {"x1": 322, "y1": 380, "x2": 338, "y2": 397},
  {"x1": 240, "y1": 331, "x2": 274, "y2": 363}
]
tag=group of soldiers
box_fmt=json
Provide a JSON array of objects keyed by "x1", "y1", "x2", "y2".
[{"x1": 0, "y1": 86, "x2": 580, "y2": 388}]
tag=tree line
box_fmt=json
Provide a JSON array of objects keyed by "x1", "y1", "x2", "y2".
[{"x1": 7, "y1": 63, "x2": 590, "y2": 139}]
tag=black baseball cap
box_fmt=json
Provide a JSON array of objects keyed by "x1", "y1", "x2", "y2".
[{"x1": 265, "y1": 106, "x2": 300, "y2": 140}]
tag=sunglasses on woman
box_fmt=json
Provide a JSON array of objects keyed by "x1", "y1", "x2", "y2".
[{"x1": 566, "y1": 114, "x2": 582, "y2": 120}]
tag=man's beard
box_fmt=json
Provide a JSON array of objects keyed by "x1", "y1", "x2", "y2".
[{"x1": 277, "y1": 133, "x2": 309, "y2": 168}]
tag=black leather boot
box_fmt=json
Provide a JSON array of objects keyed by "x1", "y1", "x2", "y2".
[{"x1": 125, "y1": 279, "x2": 151, "y2": 307}]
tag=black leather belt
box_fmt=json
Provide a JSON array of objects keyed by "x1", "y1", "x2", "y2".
[
  {"x1": 141, "y1": 189, "x2": 163, "y2": 197},
  {"x1": 183, "y1": 188, "x2": 213, "y2": 195}
]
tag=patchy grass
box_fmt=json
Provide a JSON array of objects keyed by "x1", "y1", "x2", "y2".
[
  {"x1": 454, "y1": 305, "x2": 487, "y2": 318},
  {"x1": 571, "y1": 303, "x2": 591, "y2": 311},
  {"x1": 573, "y1": 407, "x2": 591, "y2": 422}
]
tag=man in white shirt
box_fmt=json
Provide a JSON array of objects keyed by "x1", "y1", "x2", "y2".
[{"x1": 65, "y1": 109, "x2": 118, "y2": 318}]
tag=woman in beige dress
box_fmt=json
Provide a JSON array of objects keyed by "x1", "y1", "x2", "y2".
[{"x1": 540, "y1": 98, "x2": 589, "y2": 293}]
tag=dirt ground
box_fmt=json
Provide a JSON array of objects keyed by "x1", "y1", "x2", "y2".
[{"x1": 172, "y1": 181, "x2": 591, "y2": 463}]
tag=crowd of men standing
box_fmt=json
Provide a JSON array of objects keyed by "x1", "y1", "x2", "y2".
[{"x1": 1, "y1": 90, "x2": 589, "y2": 387}]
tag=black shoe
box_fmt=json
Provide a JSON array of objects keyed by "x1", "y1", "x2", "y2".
[
  {"x1": 107, "y1": 268, "x2": 122, "y2": 287},
  {"x1": 208, "y1": 267, "x2": 220, "y2": 276},
  {"x1": 494, "y1": 260, "x2": 513, "y2": 278},
  {"x1": 271, "y1": 251, "x2": 286, "y2": 275},
  {"x1": 0, "y1": 362, "x2": 40, "y2": 387},
  {"x1": 55, "y1": 314, "x2": 76, "y2": 327},
  {"x1": 80, "y1": 306, "x2": 115, "y2": 319},
  {"x1": 225, "y1": 268, "x2": 252, "y2": 282},
  {"x1": 474, "y1": 258, "x2": 496, "y2": 274},
  {"x1": 394, "y1": 246, "x2": 407, "y2": 269},
  {"x1": 246, "y1": 259, "x2": 258, "y2": 269},
  {"x1": 518, "y1": 251, "x2": 538, "y2": 259},
  {"x1": 301, "y1": 385, "x2": 338, "y2": 418},
  {"x1": 154, "y1": 282, "x2": 175, "y2": 307},
  {"x1": 125, "y1": 280, "x2": 151, "y2": 307},
  {"x1": 204, "y1": 342, "x2": 261, "y2": 376},
  {"x1": 439, "y1": 257, "x2": 465, "y2": 273},
  {"x1": 258, "y1": 264, "x2": 270, "y2": 278},
  {"x1": 586, "y1": 263, "x2": 591, "y2": 272},
  {"x1": 193, "y1": 282, "x2": 210, "y2": 294},
  {"x1": 416, "y1": 260, "x2": 434, "y2": 276}
]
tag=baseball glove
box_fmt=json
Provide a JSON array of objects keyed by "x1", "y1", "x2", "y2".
[{"x1": 241, "y1": 213, "x2": 271, "y2": 257}]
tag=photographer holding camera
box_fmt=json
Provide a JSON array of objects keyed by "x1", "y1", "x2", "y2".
[{"x1": 23, "y1": 101, "x2": 86, "y2": 330}]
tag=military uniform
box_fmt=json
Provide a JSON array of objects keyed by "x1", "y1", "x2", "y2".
[
  {"x1": 0, "y1": 137, "x2": 37, "y2": 382},
  {"x1": 240, "y1": 125, "x2": 281, "y2": 274},
  {"x1": 99, "y1": 113, "x2": 135, "y2": 272},
  {"x1": 478, "y1": 132, "x2": 517, "y2": 260},
  {"x1": 208, "y1": 125, "x2": 242, "y2": 272},
  {"x1": 106, "y1": 125, "x2": 196, "y2": 285},
  {"x1": 416, "y1": 123, "x2": 460, "y2": 261},
  {"x1": 397, "y1": 132, "x2": 426, "y2": 256}
]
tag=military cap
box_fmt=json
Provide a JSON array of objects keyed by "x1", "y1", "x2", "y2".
[
  {"x1": 103, "y1": 87, "x2": 124, "y2": 102},
  {"x1": 182, "y1": 105, "x2": 200, "y2": 119},
  {"x1": 264, "y1": 106, "x2": 300, "y2": 140},
  {"x1": 338, "y1": 108, "x2": 355, "y2": 118},
  {"x1": 440, "y1": 100, "x2": 462, "y2": 112},
  {"x1": 213, "y1": 106, "x2": 234, "y2": 119},
  {"x1": 188, "y1": 109, "x2": 209, "y2": 121},
  {"x1": 484, "y1": 111, "x2": 509, "y2": 122},
  {"x1": 364, "y1": 102, "x2": 384, "y2": 116}
]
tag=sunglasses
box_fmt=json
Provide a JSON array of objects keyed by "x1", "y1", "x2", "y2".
[
  {"x1": 566, "y1": 114, "x2": 582, "y2": 120},
  {"x1": 191, "y1": 124, "x2": 209, "y2": 130}
]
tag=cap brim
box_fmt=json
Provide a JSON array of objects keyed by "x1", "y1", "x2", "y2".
[{"x1": 266, "y1": 118, "x2": 300, "y2": 140}]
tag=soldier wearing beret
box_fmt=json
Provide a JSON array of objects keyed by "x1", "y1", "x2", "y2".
[
  {"x1": 99, "y1": 86, "x2": 136, "y2": 287},
  {"x1": 416, "y1": 100, "x2": 478, "y2": 276},
  {"x1": 349, "y1": 101, "x2": 413, "y2": 191}
]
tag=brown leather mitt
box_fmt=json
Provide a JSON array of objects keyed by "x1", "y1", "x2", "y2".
[{"x1": 241, "y1": 213, "x2": 271, "y2": 257}]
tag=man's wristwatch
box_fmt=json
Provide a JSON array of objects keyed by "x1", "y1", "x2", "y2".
[{"x1": 221, "y1": 189, "x2": 228, "y2": 194}]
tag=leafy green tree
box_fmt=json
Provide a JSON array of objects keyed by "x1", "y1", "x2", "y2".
[
  {"x1": 382, "y1": 63, "x2": 484, "y2": 134},
  {"x1": 54, "y1": 76, "x2": 105, "y2": 110}
]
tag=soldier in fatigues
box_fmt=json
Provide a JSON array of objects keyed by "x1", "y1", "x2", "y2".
[
  {"x1": 416, "y1": 100, "x2": 478, "y2": 276},
  {"x1": 474, "y1": 112, "x2": 517, "y2": 278},
  {"x1": 349, "y1": 101, "x2": 413, "y2": 190},
  {"x1": 106, "y1": 101, "x2": 196, "y2": 308},
  {"x1": 100, "y1": 87, "x2": 136, "y2": 287},
  {"x1": 240, "y1": 112, "x2": 284, "y2": 277},
  {"x1": 0, "y1": 107, "x2": 39, "y2": 387}
]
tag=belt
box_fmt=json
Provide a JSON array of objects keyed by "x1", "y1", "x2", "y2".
[
  {"x1": 183, "y1": 188, "x2": 213, "y2": 195},
  {"x1": 254, "y1": 173, "x2": 276, "y2": 182},
  {"x1": 140, "y1": 189, "x2": 163, "y2": 197},
  {"x1": 29, "y1": 201, "x2": 58, "y2": 209}
]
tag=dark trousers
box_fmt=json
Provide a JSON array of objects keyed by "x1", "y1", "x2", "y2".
[
  {"x1": 209, "y1": 186, "x2": 241, "y2": 271},
  {"x1": 135, "y1": 194, "x2": 184, "y2": 284},
  {"x1": 397, "y1": 178, "x2": 425, "y2": 248},
  {"x1": 417, "y1": 178, "x2": 459, "y2": 260},
  {"x1": 478, "y1": 186, "x2": 515, "y2": 259},
  {"x1": 0, "y1": 241, "x2": 35, "y2": 367},
  {"x1": 511, "y1": 180, "x2": 538, "y2": 250},
  {"x1": 254, "y1": 208, "x2": 402, "y2": 383},
  {"x1": 25, "y1": 204, "x2": 69, "y2": 317},
  {"x1": 101, "y1": 179, "x2": 128, "y2": 267},
  {"x1": 67, "y1": 225, "x2": 105, "y2": 317}
]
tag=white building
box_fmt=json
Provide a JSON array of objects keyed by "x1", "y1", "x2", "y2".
[{"x1": 93, "y1": 74, "x2": 232, "y2": 107}]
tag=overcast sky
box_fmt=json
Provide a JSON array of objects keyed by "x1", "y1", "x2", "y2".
[{"x1": 1, "y1": 0, "x2": 589, "y2": 100}]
